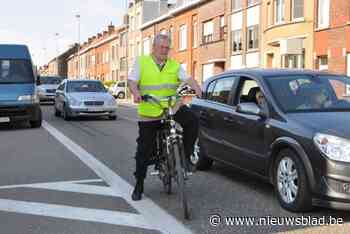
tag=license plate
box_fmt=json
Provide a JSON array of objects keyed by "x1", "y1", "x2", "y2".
[
  {"x1": 0, "y1": 117, "x2": 10, "y2": 123},
  {"x1": 88, "y1": 108, "x2": 100, "y2": 112}
]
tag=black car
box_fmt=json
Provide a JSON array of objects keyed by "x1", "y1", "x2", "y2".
[{"x1": 190, "y1": 68, "x2": 350, "y2": 212}]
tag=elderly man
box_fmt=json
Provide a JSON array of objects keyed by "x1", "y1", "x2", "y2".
[{"x1": 128, "y1": 34, "x2": 202, "y2": 201}]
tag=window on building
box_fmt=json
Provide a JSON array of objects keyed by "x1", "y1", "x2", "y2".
[
  {"x1": 220, "y1": 16, "x2": 225, "y2": 40},
  {"x1": 180, "y1": 63, "x2": 187, "y2": 74},
  {"x1": 248, "y1": 0, "x2": 259, "y2": 6},
  {"x1": 179, "y1": 25, "x2": 187, "y2": 51},
  {"x1": 318, "y1": 0, "x2": 330, "y2": 28},
  {"x1": 106, "y1": 51, "x2": 109, "y2": 63},
  {"x1": 203, "y1": 63, "x2": 214, "y2": 82},
  {"x1": 293, "y1": 0, "x2": 304, "y2": 19},
  {"x1": 120, "y1": 32, "x2": 127, "y2": 47},
  {"x1": 160, "y1": 29, "x2": 167, "y2": 35},
  {"x1": 169, "y1": 26, "x2": 174, "y2": 48},
  {"x1": 232, "y1": 0, "x2": 242, "y2": 11},
  {"x1": 193, "y1": 21, "x2": 198, "y2": 48},
  {"x1": 111, "y1": 46, "x2": 115, "y2": 61},
  {"x1": 203, "y1": 20, "x2": 214, "y2": 44},
  {"x1": 282, "y1": 51, "x2": 305, "y2": 69},
  {"x1": 143, "y1": 38, "x2": 150, "y2": 55},
  {"x1": 120, "y1": 57, "x2": 127, "y2": 71},
  {"x1": 318, "y1": 56, "x2": 328, "y2": 71},
  {"x1": 231, "y1": 30, "x2": 242, "y2": 53},
  {"x1": 247, "y1": 25, "x2": 259, "y2": 50},
  {"x1": 275, "y1": 0, "x2": 285, "y2": 24},
  {"x1": 137, "y1": 13, "x2": 141, "y2": 29},
  {"x1": 136, "y1": 41, "x2": 141, "y2": 56}
]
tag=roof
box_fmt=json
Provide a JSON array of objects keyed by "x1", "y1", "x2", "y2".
[
  {"x1": 0, "y1": 44, "x2": 31, "y2": 60},
  {"x1": 217, "y1": 68, "x2": 342, "y2": 78}
]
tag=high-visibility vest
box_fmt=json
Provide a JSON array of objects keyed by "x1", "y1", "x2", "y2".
[{"x1": 138, "y1": 55, "x2": 180, "y2": 117}]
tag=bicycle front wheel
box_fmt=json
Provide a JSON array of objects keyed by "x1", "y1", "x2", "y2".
[{"x1": 173, "y1": 139, "x2": 190, "y2": 220}]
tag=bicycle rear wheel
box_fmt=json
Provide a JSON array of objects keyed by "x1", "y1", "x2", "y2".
[{"x1": 173, "y1": 140, "x2": 190, "y2": 220}]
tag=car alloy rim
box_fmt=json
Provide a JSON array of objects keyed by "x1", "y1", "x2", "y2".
[
  {"x1": 277, "y1": 157, "x2": 298, "y2": 204},
  {"x1": 191, "y1": 138, "x2": 200, "y2": 165}
]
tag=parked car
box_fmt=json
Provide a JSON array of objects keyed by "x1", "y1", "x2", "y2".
[
  {"x1": 109, "y1": 80, "x2": 126, "y2": 99},
  {"x1": 0, "y1": 44, "x2": 42, "y2": 128},
  {"x1": 54, "y1": 79, "x2": 117, "y2": 120},
  {"x1": 37, "y1": 76, "x2": 65, "y2": 103},
  {"x1": 191, "y1": 68, "x2": 350, "y2": 212}
]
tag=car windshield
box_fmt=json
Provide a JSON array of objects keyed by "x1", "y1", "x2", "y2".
[
  {"x1": 67, "y1": 81, "x2": 107, "y2": 93},
  {"x1": 40, "y1": 76, "x2": 63, "y2": 85},
  {"x1": 0, "y1": 59, "x2": 34, "y2": 84},
  {"x1": 266, "y1": 74, "x2": 350, "y2": 113}
]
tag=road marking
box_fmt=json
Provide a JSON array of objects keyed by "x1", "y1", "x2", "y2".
[
  {"x1": 118, "y1": 115, "x2": 138, "y2": 123},
  {"x1": 0, "y1": 199, "x2": 154, "y2": 230},
  {"x1": 0, "y1": 179, "x2": 103, "y2": 190},
  {"x1": 42, "y1": 121, "x2": 193, "y2": 234}
]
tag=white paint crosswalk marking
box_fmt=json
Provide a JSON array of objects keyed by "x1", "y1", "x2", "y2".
[
  {"x1": 42, "y1": 121, "x2": 193, "y2": 234},
  {"x1": 0, "y1": 198, "x2": 154, "y2": 230}
]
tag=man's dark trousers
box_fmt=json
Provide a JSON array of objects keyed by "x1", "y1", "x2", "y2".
[{"x1": 134, "y1": 106, "x2": 199, "y2": 181}]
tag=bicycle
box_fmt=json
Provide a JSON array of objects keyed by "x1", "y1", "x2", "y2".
[{"x1": 142, "y1": 93, "x2": 194, "y2": 220}]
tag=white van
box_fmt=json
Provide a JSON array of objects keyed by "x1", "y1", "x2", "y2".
[{"x1": 109, "y1": 80, "x2": 126, "y2": 99}]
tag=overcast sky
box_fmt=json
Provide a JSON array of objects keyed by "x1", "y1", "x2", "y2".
[{"x1": 0, "y1": 0, "x2": 127, "y2": 66}]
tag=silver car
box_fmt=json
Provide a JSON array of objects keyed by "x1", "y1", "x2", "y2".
[
  {"x1": 38, "y1": 76, "x2": 65, "y2": 102},
  {"x1": 54, "y1": 79, "x2": 117, "y2": 120}
]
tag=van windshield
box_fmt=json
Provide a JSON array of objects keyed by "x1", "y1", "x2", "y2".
[
  {"x1": 40, "y1": 76, "x2": 64, "y2": 85},
  {"x1": 0, "y1": 59, "x2": 34, "y2": 84}
]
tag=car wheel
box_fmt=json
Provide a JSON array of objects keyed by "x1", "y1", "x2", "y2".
[
  {"x1": 54, "y1": 106, "x2": 61, "y2": 117},
  {"x1": 193, "y1": 138, "x2": 213, "y2": 171},
  {"x1": 30, "y1": 109, "x2": 42, "y2": 128},
  {"x1": 109, "y1": 115, "x2": 117, "y2": 120},
  {"x1": 118, "y1": 92, "x2": 125, "y2": 99},
  {"x1": 62, "y1": 104, "x2": 71, "y2": 121},
  {"x1": 274, "y1": 149, "x2": 312, "y2": 212}
]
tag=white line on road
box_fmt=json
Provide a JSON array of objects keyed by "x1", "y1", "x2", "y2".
[
  {"x1": 0, "y1": 179, "x2": 103, "y2": 190},
  {"x1": 42, "y1": 121, "x2": 193, "y2": 234},
  {"x1": 0, "y1": 198, "x2": 154, "y2": 230}
]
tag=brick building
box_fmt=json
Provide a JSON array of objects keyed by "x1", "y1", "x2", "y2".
[
  {"x1": 314, "y1": 0, "x2": 350, "y2": 75},
  {"x1": 47, "y1": 44, "x2": 78, "y2": 77},
  {"x1": 141, "y1": 0, "x2": 226, "y2": 84}
]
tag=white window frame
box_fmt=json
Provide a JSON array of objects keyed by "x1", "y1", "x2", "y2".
[
  {"x1": 232, "y1": 0, "x2": 242, "y2": 11},
  {"x1": 275, "y1": 0, "x2": 285, "y2": 24},
  {"x1": 317, "y1": 0, "x2": 330, "y2": 29},
  {"x1": 292, "y1": 0, "x2": 304, "y2": 21},
  {"x1": 179, "y1": 24, "x2": 187, "y2": 51}
]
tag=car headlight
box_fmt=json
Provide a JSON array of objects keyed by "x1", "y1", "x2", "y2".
[
  {"x1": 17, "y1": 95, "x2": 39, "y2": 103},
  {"x1": 314, "y1": 133, "x2": 350, "y2": 163},
  {"x1": 68, "y1": 97, "x2": 82, "y2": 106}
]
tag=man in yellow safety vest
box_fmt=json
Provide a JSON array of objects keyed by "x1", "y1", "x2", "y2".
[{"x1": 128, "y1": 34, "x2": 202, "y2": 201}]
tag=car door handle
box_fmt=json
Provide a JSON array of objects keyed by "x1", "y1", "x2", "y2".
[
  {"x1": 224, "y1": 116, "x2": 244, "y2": 125},
  {"x1": 224, "y1": 116, "x2": 235, "y2": 123}
]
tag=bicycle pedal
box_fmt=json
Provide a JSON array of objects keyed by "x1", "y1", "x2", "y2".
[{"x1": 150, "y1": 170, "x2": 160, "y2": 176}]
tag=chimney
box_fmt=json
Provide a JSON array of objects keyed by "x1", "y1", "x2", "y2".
[
  {"x1": 103, "y1": 30, "x2": 108, "y2": 36},
  {"x1": 108, "y1": 24, "x2": 115, "y2": 33},
  {"x1": 88, "y1": 37, "x2": 93, "y2": 43},
  {"x1": 97, "y1": 33, "x2": 102, "y2": 38}
]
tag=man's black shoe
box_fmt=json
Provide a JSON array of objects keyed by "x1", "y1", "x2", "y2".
[{"x1": 131, "y1": 180, "x2": 144, "y2": 201}]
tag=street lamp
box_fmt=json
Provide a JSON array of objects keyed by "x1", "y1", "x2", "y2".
[
  {"x1": 55, "y1": 33, "x2": 59, "y2": 76},
  {"x1": 76, "y1": 14, "x2": 81, "y2": 79}
]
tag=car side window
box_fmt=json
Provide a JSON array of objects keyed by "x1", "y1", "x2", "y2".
[
  {"x1": 205, "y1": 81, "x2": 216, "y2": 99},
  {"x1": 57, "y1": 83, "x2": 64, "y2": 91},
  {"x1": 118, "y1": 82, "x2": 125, "y2": 87},
  {"x1": 209, "y1": 77, "x2": 235, "y2": 105}
]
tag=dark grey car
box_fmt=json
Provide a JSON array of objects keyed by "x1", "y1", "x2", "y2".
[{"x1": 191, "y1": 69, "x2": 350, "y2": 212}]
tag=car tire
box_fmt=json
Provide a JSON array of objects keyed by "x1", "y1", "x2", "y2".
[
  {"x1": 273, "y1": 149, "x2": 312, "y2": 212},
  {"x1": 118, "y1": 92, "x2": 125, "y2": 99},
  {"x1": 62, "y1": 104, "x2": 71, "y2": 121},
  {"x1": 193, "y1": 138, "x2": 213, "y2": 171},
  {"x1": 109, "y1": 115, "x2": 117, "y2": 120},
  {"x1": 30, "y1": 110, "x2": 42, "y2": 128},
  {"x1": 54, "y1": 106, "x2": 61, "y2": 117}
]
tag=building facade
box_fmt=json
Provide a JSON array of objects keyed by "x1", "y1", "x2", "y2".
[
  {"x1": 141, "y1": 0, "x2": 226, "y2": 84},
  {"x1": 261, "y1": 0, "x2": 314, "y2": 69},
  {"x1": 314, "y1": 0, "x2": 350, "y2": 75}
]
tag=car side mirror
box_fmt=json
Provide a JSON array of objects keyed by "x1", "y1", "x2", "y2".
[{"x1": 237, "y1": 103, "x2": 267, "y2": 118}]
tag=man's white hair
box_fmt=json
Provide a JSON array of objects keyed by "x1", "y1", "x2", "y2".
[{"x1": 153, "y1": 33, "x2": 171, "y2": 47}]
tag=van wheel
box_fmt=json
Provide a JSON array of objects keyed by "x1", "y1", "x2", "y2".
[
  {"x1": 193, "y1": 138, "x2": 213, "y2": 171},
  {"x1": 30, "y1": 109, "x2": 42, "y2": 128},
  {"x1": 274, "y1": 149, "x2": 312, "y2": 212},
  {"x1": 54, "y1": 107, "x2": 61, "y2": 117},
  {"x1": 109, "y1": 115, "x2": 117, "y2": 120}
]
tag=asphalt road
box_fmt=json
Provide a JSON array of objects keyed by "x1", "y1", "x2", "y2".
[{"x1": 0, "y1": 102, "x2": 349, "y2": 234}]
